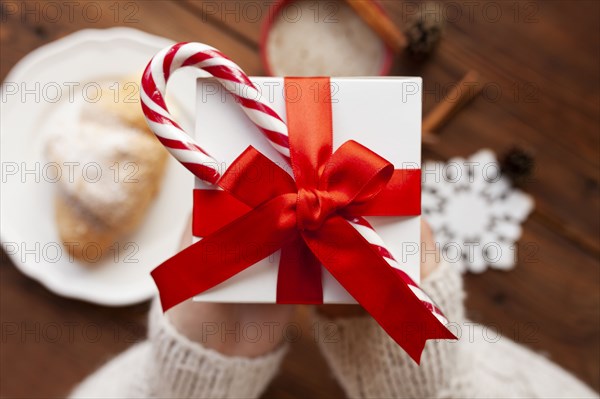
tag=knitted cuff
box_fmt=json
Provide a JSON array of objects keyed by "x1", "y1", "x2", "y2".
[
  {"x1": 314, "y1": 261, "x2": 465, "y2": 398},
  {"x1": 147, "y1": 300, "x2": 288, "y2": 398},
  {"x1": 421, "y1": 259, "x2": 465, "y2": 324}
]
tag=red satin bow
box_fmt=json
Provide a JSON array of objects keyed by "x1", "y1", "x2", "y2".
[{"x1": 152, "y1": 77, "x2": 455, "y2": 363}]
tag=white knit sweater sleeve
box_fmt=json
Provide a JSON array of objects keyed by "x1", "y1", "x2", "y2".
[
  {"x1": 70, "y1": 301, "x2": 287, "y2": 398},
  {"x1": 314, "y1": 260, "x2": 465, "y2": 399},
  {"x1": 315, "y1": 261, "x2": 600, "y2": 399}
]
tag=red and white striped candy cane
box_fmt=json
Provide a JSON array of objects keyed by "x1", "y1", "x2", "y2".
[
  {"x1": 140, "y1": 42, "x2": 448, "y2": 325},
  {"x1": 349, "y1": 216, "x2": 448, "y2": 324},
  {"x1": 141, "y1": 42, "x2": 288, "y2": 184}
]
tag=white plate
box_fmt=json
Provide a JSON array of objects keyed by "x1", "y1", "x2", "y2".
[{"x1": 1, "y1": 28, "x2": 200, "y2": 306}]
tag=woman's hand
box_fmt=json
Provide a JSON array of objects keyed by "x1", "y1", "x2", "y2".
[{"x1": 167, "y1": 216, "x2": 295, "y2": 357}]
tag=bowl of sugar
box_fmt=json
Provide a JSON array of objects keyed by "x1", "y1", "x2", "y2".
[{"x1": 261, "y1": 0, "x2": 393, "y2": 76}]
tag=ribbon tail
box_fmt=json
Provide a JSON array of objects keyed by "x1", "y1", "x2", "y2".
[
  {"x1": 277, "y1": 237, "x2": 323, "y2": 304},
  {"x1": 152, "y1": 194, "x2": 297, "y2": 311},
  {"x1": 193, "y1": 189, "x2": 251, "y2": 236},
  {"x1": 302, "y1": 216, "x2": 457, "y2": 364}
]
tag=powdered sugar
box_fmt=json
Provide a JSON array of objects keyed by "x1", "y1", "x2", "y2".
[{"x1": 44, "y1": 96, "x2": 147, "y2": 225}]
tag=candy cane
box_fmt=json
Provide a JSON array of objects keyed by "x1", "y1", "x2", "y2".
[
  {"x1": 141, "y1": 42, "x2": 288, "y2": 184},
  {"x1": 349, "y1": 216, "x2": 448, "y2": 324},
  {"x1": 141, "y1": 42, "x2": 447, "y2": 324}
]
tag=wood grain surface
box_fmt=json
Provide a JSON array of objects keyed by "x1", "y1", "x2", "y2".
[{"x1": 1, "y1": 1, "x2": 598, "y2": 397}]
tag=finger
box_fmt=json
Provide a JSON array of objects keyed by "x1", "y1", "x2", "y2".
[
  {"x1": 421, "y1": 218, "x2": 434, "y2": 247},
  {"x1": 420, "y1": 218, "x2": 440, "y2": 279}
]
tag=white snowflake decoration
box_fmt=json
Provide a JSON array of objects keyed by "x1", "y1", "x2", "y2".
[{"x1": 422, "y1": 149, "x2": 534, "y2": 273}]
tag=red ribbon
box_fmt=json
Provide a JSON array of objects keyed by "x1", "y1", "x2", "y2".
[{"x1": 152, "y1": 77, "x2": 456, "y2": 363}]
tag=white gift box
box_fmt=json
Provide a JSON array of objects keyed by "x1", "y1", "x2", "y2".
[{"x1": 192, "y1": 77, "x2": 422, "y2": 303}]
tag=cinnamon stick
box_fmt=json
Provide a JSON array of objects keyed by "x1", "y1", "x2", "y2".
[
  {"x1": 422, "y1": 70, "x2": 481, "y2": 136},
  {"x1": 345, "y1": 0, "x2": 407, "y2": 53}
]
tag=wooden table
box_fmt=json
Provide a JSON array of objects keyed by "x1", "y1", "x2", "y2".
[{"x1": 1, "y1": 1, "x2": 598, "y2": 397}]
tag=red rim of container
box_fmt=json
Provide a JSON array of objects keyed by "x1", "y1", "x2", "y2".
[{"x1": 259, "y1": 0, "x2": 394, "y2": 77}]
